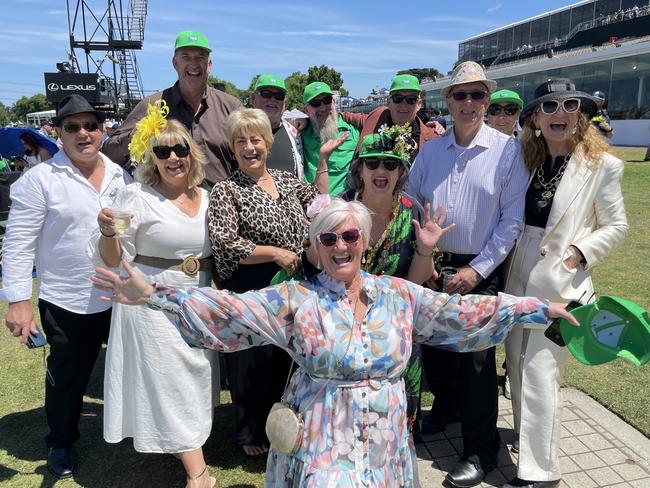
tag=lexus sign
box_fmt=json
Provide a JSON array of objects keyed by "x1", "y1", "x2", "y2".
[{"x1": 44, "y1": 73, "x2": 100, "y2": 103}]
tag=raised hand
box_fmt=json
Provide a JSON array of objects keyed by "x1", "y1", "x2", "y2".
[
  {"x1": 412, "y1": 203, "x2": 455, "y2": 255},
  {"x1": 91, "y1": 259, "x2": 154, "y2": 305},
  {"x1": 319, "y1": 131, "x2": 350, "y2": 160}
]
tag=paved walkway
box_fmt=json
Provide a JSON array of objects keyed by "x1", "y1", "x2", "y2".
[{"x1": 417, "y1": 388, "x2": 650, "y2": 488}]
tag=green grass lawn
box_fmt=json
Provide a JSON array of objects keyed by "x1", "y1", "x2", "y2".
[{"x1": 0, "y1": 148, "x2": 648, "y2": 487}]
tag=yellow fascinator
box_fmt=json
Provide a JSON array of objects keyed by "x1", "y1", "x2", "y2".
[{"x1": 128, "y1": 99, "x2": 170, "y2": 164}]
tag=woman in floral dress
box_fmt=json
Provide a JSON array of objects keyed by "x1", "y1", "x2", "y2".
[{"x1": 92, "y1": 198, "x2": 578, "y2": 488}]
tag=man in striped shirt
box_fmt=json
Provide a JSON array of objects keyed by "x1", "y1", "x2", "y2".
[{"x1": 406, "y1": 62, "x2": 529, "y2": 488}]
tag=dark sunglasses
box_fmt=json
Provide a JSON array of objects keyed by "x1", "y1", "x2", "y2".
[
  {"x1": 258, "y1": 89, "x2": 285, "y2": 101},
  {"x1": 363, "y1": 158, "x2": 400, "y2": 171},
  {"x1": 488, "y1": 103, "x2": 519, "y2": 116},
  {"x1": 62, "y1": 122, "x2": 100, "y2": 133},
  {"x1": 449, "y1": 90, "x2": 488, "y2": 102},
  {"x1": 390, "y1": 94, "x2": 419, "y2": 105},
  {"x1": 152, "y1": 143, "x2": 190, "y2": 159},
  {"x1": 308, "y1": 95, "x2": 333, "y2": 108},
  {"x1": 540, "y1": 98, "x2": 581, "y2": 115},
  {"x1": 317, "y1": 228, "x2": 361, "y2": 247}
]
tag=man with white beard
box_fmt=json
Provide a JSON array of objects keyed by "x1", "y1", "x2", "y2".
[{"x1": 301, "y1": 81, "x2": 359, "y2": 195}]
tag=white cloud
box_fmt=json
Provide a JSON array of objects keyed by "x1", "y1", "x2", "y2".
[
  {"x1": 487, "y1": 3, "x2": 503, "y2": 13},
  {"x1": 420, "y1": 15, "x2": 498, "y2": 28},
  {"x1": 280, "y1": 30, "x2": 367, "y2": 37}
]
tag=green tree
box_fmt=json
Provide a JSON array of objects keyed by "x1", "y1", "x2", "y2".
[
  {"x1": 306, "y1": 65, "x2": 349, "y2": 96},
  {"x1": 396, "y1": 68, "x2": 442, "y2": 82},
  {"x1": 284, "y1": 71, "x2": 309, "y2": 110},
  {"x1": 207, "y1": 76, "x2": 250, "y2": 106},
  {"x1": 0, "y1": 102, "x2": 12, "y2": 126},
  {"x1": 12, "y1": 94, "x2": 53, "y2": 123}
]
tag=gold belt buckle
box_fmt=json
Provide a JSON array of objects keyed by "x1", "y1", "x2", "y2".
[{"x1": 181, "y1": 255, "x2": 201, "y2": 276}]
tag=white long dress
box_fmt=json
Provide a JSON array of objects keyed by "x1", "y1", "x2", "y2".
[{"x1": 88, "y1": 182, "x2": 219, "y2": 453}]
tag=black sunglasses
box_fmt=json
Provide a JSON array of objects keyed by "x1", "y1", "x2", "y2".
[
  {"x1": 308, "y1": 95, "x2": 333, "y2": 108},
  {"x1": 540, "y1": 98, "x2": 581, "y2": 115},
  {"x1": 363, "y1": 158, "x2": 400, "y2": 171},
  {"x1": 152, "y1": 143, "x2": 190, "y2": 159},
  {"x1": 449, "y1": 90, "x2": 488, "y2": 102},
  {"x1": 318, "y1": 228, "x2": 361, "y2": 247},
  {"x1": 390, "y1": 94, "x2": 419, "y2": 105},
  {"x1": 258, "y1": 89, "x2": 285, "y2": 101},
  {"x1": 488, "y1": 103, "x2": 519, "y2": 116},
  {"x1": 62, "y1": 122, "x2": 100, "y2": 133}
]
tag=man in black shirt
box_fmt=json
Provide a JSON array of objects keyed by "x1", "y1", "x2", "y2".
[{"x1": 250, "y1": 74, "x2": 304, "y2": 178}]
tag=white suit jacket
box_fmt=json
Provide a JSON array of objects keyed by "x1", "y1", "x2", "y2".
[{"x1": 506, "y1": 152, "x2": 629, "y2": 303}]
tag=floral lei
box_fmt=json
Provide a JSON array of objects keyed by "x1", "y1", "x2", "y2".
[{"x1": 128, "y1": 99, "x2": 170, "y2": 164}]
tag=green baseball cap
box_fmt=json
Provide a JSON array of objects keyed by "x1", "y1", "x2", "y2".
[
  {"x1": 389, "y1": 74, "x2": 421, "y2": 93},
  {"x1": 174, "y1": 30, "x2": 211, "y2": 53},
  {"x1": 358, "y1": 134, "x2": 405, "y2": 161},
  {"x1": 303, "y1": 81, "x2": 333, "y2": 104},
  {"x1": 559, "y1": 296, "x2": 650, "y2": 367},
  {"x1": 490, "y1": 89, "x2": 523, "y2": 109},
  {"x1": 254, "y1": 74, "x2": 286, "y2": 93}
]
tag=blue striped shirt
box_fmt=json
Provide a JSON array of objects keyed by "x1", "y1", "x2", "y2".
[{"x1": 406, "y1": 123, "x2": 529, "y2": 278}]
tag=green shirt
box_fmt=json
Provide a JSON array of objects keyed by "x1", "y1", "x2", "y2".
[{"x1": 301, "y1": 115, "x2": 360, "y2": 195}]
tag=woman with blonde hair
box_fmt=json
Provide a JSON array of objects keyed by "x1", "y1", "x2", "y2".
[
  {"x1": 89, "y1": 102, "x2": 219, "y2": 488},
  {"x1": 502, "y1": 80, "x2": 628, "y2": 488}
]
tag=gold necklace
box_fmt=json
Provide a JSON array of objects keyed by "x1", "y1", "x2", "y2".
[{"x1": 535, "y1": 154, "x2": 570, "y2": 205}]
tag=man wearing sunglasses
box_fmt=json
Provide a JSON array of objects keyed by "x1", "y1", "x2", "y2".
[
  {"x1": 301, "y1": 81, "x2": 359, "y2": 195},
  {"x1": 103, "y1": 30, "x2": 242, "y2": 187},
  {"x1": 249, "y1": 74, "x2": 304, "y2": 178},
  {"x1": 340, "y1": 74, "x2": 442, "y2": 165},
  {"x1": 3, "y1": 94, "x2": 131, "y2": 479},
  {"x1": 487, "y1": 89, "x2": 523, "y2": 137},
  {"x1": 407, "y1": 61, "x2": 529, "y2": 488}
]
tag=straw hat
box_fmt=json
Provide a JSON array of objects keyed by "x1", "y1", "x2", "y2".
[{"x1": 442, "y1": 61, "x2": 497, "y2": 97}]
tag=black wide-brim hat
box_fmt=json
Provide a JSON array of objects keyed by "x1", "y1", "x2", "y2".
[
  {"x1": 519, "y1": 79, "x2": 598, "y2": 126},
  {"x1": 52, "y1": 94, "x2": 106, "y2": 126}
]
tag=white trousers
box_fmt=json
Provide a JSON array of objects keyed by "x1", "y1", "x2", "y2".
[{"x1": 505, "y1": 226, "x2": 567, "y2": 482}]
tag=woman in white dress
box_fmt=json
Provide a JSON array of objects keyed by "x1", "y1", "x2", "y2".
[{"x1": 89, "y1": 113, "x2": 219, "y2": 488}]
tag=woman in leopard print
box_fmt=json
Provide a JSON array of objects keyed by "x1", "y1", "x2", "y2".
[{"x1": 208, "y1": 108, "x2": 345, "y2": 456}]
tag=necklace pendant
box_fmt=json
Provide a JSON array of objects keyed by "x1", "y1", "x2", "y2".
[{"x1": 541, "y1": 190, "x2": 553, "y2": 199}]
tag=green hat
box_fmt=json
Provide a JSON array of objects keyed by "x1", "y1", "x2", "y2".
[
  {"x1": 174, "y1": 30, "x2": 211, "y2": 53},
  {"x1": 489, "y1": 89, "x2": 523, "y2": 109},
  {"x1": 358, "y1": 134, "x2": 405, "y2": 161},
  {"x1": 559, "y1": 296, "x2": 650, "y2": 367},
  {"x1": 254, "y1": 74, "x2": 286, "y2": 93},
  {"x1": 303, "y1": 81, "x2": 333, "y2": 104},
  {"x1": 389, "y1": 74, "x2": 421, "y2": 93}
]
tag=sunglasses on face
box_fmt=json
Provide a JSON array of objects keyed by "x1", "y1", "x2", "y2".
[
  {"x1": 308, "y1": 95, "x2": 333, "y2": 108},
  {"x1": 258, "y1": 89, "x2": 285, "y2": 101},
  {"x1": 62, "y1": 122, "x2": 100, "y2": 133},
  {"x1": 317, "y1": 228, "x2": 361, "y2": 247},
  {"x1": 363, "y1": 158, "x2": 400, "y2": 171},
  {"x1": 449, "y1": 90, "x2": 488, "y2": 102},
  {"x1": 390, "y1": 94, "x2": 419, "y2": 105},
  {"x1": 539, "y1": 98, "x2": 581, "y2": 115},
  {"x1": 488, "y1": 103, "x2": 519, "y2": 116},
  {"x1": 152, "y1": 143, "x2": 190, "y2": 159}
]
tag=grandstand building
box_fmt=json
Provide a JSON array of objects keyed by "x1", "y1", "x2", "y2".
[{"x1": 422, "y1": 0, "x2": 650, "y2": 145}]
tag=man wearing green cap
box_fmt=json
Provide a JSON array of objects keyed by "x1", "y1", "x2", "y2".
[
  {"x1": 104, "y1": 30, "x2": 242, "y2": 187},
  {"x1": 250, "y1": 74, "x2": 304, "y2": 177},
  {"x1": 341, "y1": 74, "x2": 442, "y2": 164},
  {"x1": 301, "y1": 81, "x2": 359, "y2": 195}
]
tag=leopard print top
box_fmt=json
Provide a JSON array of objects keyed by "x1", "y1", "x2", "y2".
[{"x1": 208, "y1": 168, "x2": 319, "y2": 281}]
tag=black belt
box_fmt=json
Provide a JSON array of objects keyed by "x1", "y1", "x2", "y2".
[{"x1": 437, "y1": 252, "x2": 477, "y2": 265}]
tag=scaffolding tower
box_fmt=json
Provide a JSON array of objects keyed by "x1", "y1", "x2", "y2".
[{"x1": 66, "y1": 0, "x2": 148, "y2": 115}]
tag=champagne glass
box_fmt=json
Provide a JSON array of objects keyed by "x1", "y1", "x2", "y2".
[{"x1": 112, "y1": 209, "x2": 132, "y2": 236}]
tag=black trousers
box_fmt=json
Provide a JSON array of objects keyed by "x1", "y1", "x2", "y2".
[
  {"x1": 39, "y1": 299, "x2": 111, "y2": 449},
  {"x1": 422, "y1": 258, "x2": 504, "y2": 466},
  {"x1": 224, "y1": 345, "x2": 293, "y2": 445}
]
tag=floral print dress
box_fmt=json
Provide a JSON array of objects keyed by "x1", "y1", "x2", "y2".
[{"x1": 148, "y1": 272, "x2": 549, "y2": 487}]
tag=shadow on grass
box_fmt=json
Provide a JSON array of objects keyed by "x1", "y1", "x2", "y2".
[{"x1": 0, "y1": 349, "x2": 264, "y2": 487}]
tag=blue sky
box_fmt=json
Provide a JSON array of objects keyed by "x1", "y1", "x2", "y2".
[{"x1": 2, "y1": 0, "x2": 578, "y2": 106}]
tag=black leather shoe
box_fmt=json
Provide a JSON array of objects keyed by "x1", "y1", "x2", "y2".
[
  {"x1": 502, "y1": 478, "x2": 560, "y2": 488},
  {"x1": 444, "y1": 458, "x2": 493, "y2": 488},
  {"x1": 511, "y1": 439, "x2": 520, "y2": 453},
  {"x1": 47, "y1": 448, "x2": 75, "y2": 479}
]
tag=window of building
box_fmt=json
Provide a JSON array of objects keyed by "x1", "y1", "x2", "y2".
[
  {"x1": 570, "y1": 3, "x2": 595, "y2": 31},
  {"x1": 530, "y1": 17, "x2": 549, "y2": 47}
]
